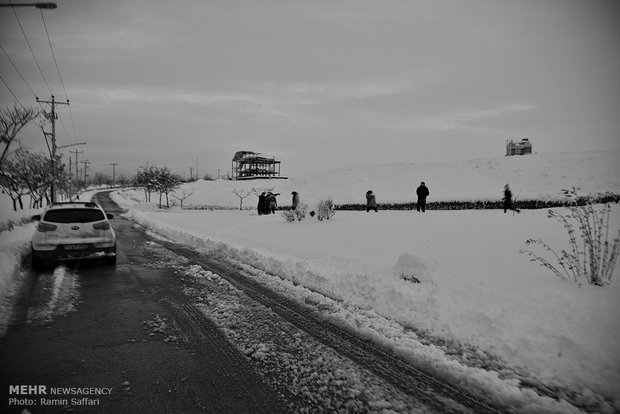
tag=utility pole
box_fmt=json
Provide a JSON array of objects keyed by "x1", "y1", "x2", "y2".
[
  {"x1": 70, "y1": 149, "x2": 83, "y2": 183},
  {"x1": 189, "y1": 167, "x2": 193, "y2": 181},
  {"x1": 81, "y1": 160, "x2": 90, "y2": 185},
  {"x1": 110, "y1": 163, "x2": 118, "y2": 186},
  {"x1": 37, "y1": 95, "x2": 69, "y2": 202},
  {"x1": 56, "y1": 144, "x2": 85, "y2": 201}
]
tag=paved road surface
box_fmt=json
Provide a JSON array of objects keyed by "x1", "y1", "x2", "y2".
[{"x1": 0, "y1": 193, "x2": 285, "y2": 414}]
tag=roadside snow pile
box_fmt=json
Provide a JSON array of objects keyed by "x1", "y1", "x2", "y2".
[
  {"x1": 181, "y1": 262, "x2": 438, "y2": 413},
  {"x1": 391, "y1": 252, "x2": 433, "y2": 283},
  {"x1": 0, "y1": 223, "x2": 36, "y2": 335}
]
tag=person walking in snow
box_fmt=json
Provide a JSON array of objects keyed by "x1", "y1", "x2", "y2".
[
  {"x1": 291, "y1": 191, "x2": 300, "y2": 210},
  {"x1": 503, "y1": 184, "x2": 520, "y2": 213},
  {"x1": 366, "y1": 190, "x2": 378, "y2": 213},
  {"x1": 416, "y1": 181, "x2": 430, "y2": 212}
]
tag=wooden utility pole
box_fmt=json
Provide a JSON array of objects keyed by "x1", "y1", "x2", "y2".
[
  {"x1": 70, "y1": 149, "x2": 83, "y2": 182},
  {"x1": 110, "y1": 163, "x2": 118, "y2": 186},
  {"x1": 37, "y1": 95, "x2": 69, "y2": 202},
  {"x1": 81, "y1": 160, "x2": 90, "y2": 184},
  {"x1": 70, "y1": 149, "x2": 83, "y2": 198}
]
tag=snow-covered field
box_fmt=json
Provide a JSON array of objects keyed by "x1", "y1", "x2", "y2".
[{"x1": 1, "y1": 151, "x2": 619, "y2": 413}]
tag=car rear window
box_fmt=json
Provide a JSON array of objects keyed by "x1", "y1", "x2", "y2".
[{"x1": 43, "y1": 209, "x2": 105, "y2": 223}]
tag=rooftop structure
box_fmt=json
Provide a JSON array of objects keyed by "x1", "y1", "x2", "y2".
[
  {"x1": 506, "y1": 138, "x2": 532, "y2": 156},
  {"x1": 231, "y1": 151, "x2": 286, "y2": 180}
]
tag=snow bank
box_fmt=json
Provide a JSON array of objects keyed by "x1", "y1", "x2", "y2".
[{"x1": 114, "y1": 187, "x2": 620, "y2": 412}]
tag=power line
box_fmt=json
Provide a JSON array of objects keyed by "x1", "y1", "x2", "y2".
[
  {"x1": 0, "y1": 73, "x2": 25, "y2": 107},
  {"x1": 0, "y1": 42, "x2": 38, "y2": 99},
  {"x1": 39, "y1": 8, "x2": 78, "y2": 142},
  {"x1": 10, "y1": 2, "x2": 53, "y2": 96},
  {"x1": 39, "y1": 9, "x2": 65, "y2": 96}
]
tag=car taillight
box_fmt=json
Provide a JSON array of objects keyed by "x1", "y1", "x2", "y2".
[
  {"x1": 37, "y1": 222, "x2": 57, "y2": 232},
  {"x1": 93, "y1": 221, "x2": 110, "y2": 230}
]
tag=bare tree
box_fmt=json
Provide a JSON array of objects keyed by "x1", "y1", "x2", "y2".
[
  {"x1": 232, "y1": 188, "x2": 252, "y2": 210},
  {"x1": 250, "y1": 186, "x2": 274, "y2": 198},
  {"x1": 149, "y1": 166, "x2": 180, "y2": 208},
  {"x1": 172, "y1": 190, "x2": 193, "y2": 209},
  {"x1": 0, "y1": 149, "x2": 62, "y2": 210},
  {"x1": 0, "y1": 104, "x2": 39, "y2": 168}
]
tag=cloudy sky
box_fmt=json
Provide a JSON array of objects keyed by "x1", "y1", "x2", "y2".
[{"x1": 1, "y1": 0, "x2": 619, "y2": 178}]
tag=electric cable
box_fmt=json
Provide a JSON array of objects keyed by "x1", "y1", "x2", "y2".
[
  {"x1": 0, "y1": 42, "x2": 38, "y2": 99},
  {"x1": 40, "y1": 8, "x2": 79, "y2": 143},
  {"x1": 0, "y1": 73, "x2": 25, "y2": 108},
  {"x1": 10, "y1": 1, "x2": 53, "y2": 96}
]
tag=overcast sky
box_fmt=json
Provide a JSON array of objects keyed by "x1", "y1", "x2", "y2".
[{"x1": 1, "y1": 0, "x2": 619, "y2": 178}]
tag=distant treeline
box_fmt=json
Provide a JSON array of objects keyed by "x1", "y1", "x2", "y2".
[{"x1": 336, "y1": 193, "x2": 620, "y2": 211}]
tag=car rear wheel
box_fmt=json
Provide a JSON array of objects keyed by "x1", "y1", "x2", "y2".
[
  {"x1": 104, "y1": 246, "x2": 117, "y2": 265},
  {"x1": 31, "y1": 251, "x2": 45, "y2": 271}
]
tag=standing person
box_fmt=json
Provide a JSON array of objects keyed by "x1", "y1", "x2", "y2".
[
  {"x1": 258, "y1": 192, "x2": 267, "y2": 215},
  {"x1": 503, "y1": 184, "x2": 520, "y2": 213},
  {"x1": 366, "y1": 190, "x2": 378, "y2": 213},
  {"x1": 416, "y1": 181, "x2": 430, "y2": 212},
  {"x1": 291, "y1": 191, "x2": 300, "y2": 210},
  {"x1": 268, "y1": 192, "x2": 280, "y2": 214}
]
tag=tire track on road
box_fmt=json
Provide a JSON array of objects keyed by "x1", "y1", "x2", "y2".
[{"x1": 159, "y1": 241, "x2": 508, "y2": 414}]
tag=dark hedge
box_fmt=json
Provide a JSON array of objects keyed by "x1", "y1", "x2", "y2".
[{"x1": 336, "y1": 193, "x2": 620, "y2": 211}]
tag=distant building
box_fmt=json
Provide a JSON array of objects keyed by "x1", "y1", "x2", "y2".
[
  {"x1": 231, "y1": 151, "x2": 286, "y2": 180},
  {"x1": 506, "y1": 138, "x2": 532, "y2": 156}
]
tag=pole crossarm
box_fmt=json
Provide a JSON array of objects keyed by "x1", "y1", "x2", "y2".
[
  {"x1": 0, "y1": 3, "x2": 57, "y2": 9},
  {"x1": 57, "y1": 142, "x2": 86, "y2": 150}
]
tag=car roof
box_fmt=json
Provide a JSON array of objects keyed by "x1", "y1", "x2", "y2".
[{"x1": 46, "y1": 202, "x2": 103, "y2": 210}]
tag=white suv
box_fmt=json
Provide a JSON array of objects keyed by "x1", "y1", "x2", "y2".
[{"x1": 31, "y1": 202, "x2": 117, "y2": 270}]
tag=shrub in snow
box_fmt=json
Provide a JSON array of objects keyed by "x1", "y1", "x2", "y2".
[
  {"x1": 392, "y1": 252, "x2": 431, "y2": 284},
  {"x1": 281, "y1": 209, "x2": 295, "y2": 222},
  {"x1": 316, "y1": 198, "x2": 335, "y2": 221},
  {"x1": 0, "y1": 216, "x2": 33, "y2": 233},
  {"x1": 520, "y1": 188, "x2": 620, "y2": 286},
  {"x1": 281, "y1": 202, "x2": 308, "y2": 222}
]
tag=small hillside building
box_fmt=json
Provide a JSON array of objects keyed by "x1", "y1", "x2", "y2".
[
  {"x1": 506, "y1": 138, "x2": 532, "y2": 156},
  {"x1": 232, "y1": 151, "x2": 286, "y2": 180}
]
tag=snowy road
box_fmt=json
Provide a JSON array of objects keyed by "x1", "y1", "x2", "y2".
[
  {"x1": 0, "y1": 193, "x2": 284, "y2": 414},
  {"x1": 0, "y1": 192, "x2": 507, "y2": 413}
]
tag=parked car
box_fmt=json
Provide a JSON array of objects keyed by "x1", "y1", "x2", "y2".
[{"x1": 31, "y1": 202, "x2": 117, "y2": 270}]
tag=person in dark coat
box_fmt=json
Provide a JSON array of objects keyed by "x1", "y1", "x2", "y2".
[
  {"x1": 503, "y1": 184, "x2": 520, "y2": 213},
  {"x1": 291, "y1": 191, "x2": 300, "y2": 210},
  {"x1": 258, "y1": 192, "x2": 267, "y2": 215},
  {"x1": 416, "y1": 182, "x2": 429, "y2": 212},
  {"x1": 366, "y1": 190, "x2": 378, "y2": 213},
  {"x1": 267, "y1": 192, "x2": 280, "y2": 214}
]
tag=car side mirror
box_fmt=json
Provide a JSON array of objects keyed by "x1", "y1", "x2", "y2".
[
  {"x1": 106, "y1": 213, "x2": 114, "y2": 219},
  {"x1": 32, "y1": 214, "x2": 41, "y2": 221}
]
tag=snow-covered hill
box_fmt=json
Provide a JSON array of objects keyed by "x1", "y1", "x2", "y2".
[{"x1": 170, "y1": 150, "x2": 620, "y2": 209}]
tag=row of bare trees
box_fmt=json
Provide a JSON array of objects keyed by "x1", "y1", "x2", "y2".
[
  {"x1": 1, "y1": 149, "x2": 69, "y2": 210},
  {"x1": 134, "y1": 166, "x2": 182, "y2": 208},
  {"x1": 0, "y1": 104, "x2": 126, "y2": 211},
  {"x1": 1, "y1": 104, "x2": 59, "y2": 211}
]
